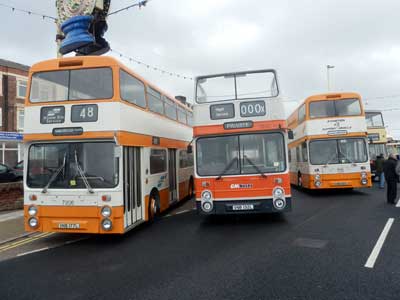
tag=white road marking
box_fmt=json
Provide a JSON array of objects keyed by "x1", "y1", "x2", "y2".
[
  {"x1": 365, "y1": 218, "x2": 394, "y2": 269},
  {"x1": 17, "y1": 247, "x2": 49, "y2": 257},
  {"x1": 174, "y1": 209, "x2": 191, "y2": 215},
  {"x1": 396, "y1": 199, "x2": 400, "y2": 207}
]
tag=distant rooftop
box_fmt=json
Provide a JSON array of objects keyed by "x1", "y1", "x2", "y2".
[{"x1": 0, "y1": 59, "x2": 30, "y2": 72}]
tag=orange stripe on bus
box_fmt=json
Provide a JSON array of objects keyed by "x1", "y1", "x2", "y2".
[
  {"x1": 24, "y1": 205, "x2": 125, "y2": 234},
  {"x1": 290, "y1": 172, "x2": 372, "y2": 189},
  {"x1": 24, "y1": 130, "x2": 190, "y2": 149}
]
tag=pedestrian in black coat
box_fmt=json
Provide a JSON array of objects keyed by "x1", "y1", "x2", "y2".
[{"x1": 383, "y1": 154, "x2": 399, "y2": 204}]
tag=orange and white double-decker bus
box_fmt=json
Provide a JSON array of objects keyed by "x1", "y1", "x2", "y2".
[
  {"x1": 23, "y1": 56, "x2": 194, "y2": 234},
  {"x1": 192, "y1": 70, "x2": 292, "y2": 215},
  {"x1": 288, "y1": 92, "x2": 371, "y2": 189}
]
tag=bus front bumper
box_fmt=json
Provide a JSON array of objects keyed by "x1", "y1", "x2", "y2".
[{"x1": 196, "y1": 197, "x2": 292, "y2": 215}]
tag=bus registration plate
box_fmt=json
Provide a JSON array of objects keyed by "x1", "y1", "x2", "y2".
[
  {"x1": 232, "y1": 204, "x2": 254, "y2": 211},
  {"x1": 58, "y1": 223, "x2": 80, "y2": 229}
]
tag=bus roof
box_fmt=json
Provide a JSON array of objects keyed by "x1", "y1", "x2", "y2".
[
  {"x1": 195, "y1": 69, "x2": 277, "y2": 80},
  {"x1": 29, "y1": 56, "x2": 192, "y2": 111},
  {"x1": 302, "y1": 92, "x2": 361, "y2": 104}
]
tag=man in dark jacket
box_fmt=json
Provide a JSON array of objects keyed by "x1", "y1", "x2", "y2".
[{"x1": 383, "y1": 154, "x2": 399, "y2": 204}]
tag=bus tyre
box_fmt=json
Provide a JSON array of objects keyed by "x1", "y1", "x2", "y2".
[
  {"x1": 188, "y1": 178, "x2": 194, "y2": 199},
  {"x1": 148, "y1": 191, "x2": 160, "y2": 222}
]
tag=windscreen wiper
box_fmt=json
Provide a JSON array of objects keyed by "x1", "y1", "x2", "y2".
[
  {"x1": 74, "y1": 150, "x2": 94, "y2": 194},
  {"x1": 216, "y1": 157, "x2": 238, "y2": 180},
  {"x1": 338, "y1": 151, "x2": 354, "y2": 163},
  {"x1": 42, "y1": 153, "x2": 66, "y2": 194},
  {"x1": 243, "y1": 155, "x2": 267, "y2": 178}
]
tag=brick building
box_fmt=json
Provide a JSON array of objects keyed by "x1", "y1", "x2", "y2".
[{"x1": 0, "y1": 59, "x2": 29, "y2": 166}]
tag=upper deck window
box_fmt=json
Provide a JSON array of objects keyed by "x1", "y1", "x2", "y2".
[
  {"x1": 309, "y1": 99, "x2": 361, "y2": 119},
  {"x1": 164, "y1": 96, "x2": 177, "y2": 120},
  {"x1": 30, "y1": 68, "x2": 113, "y2": 102},
  {"x1": 195, "y1": 70, "x2": 278, "y2": 103},
  {"x1": 177, "y1": 107, "x2": 187, "y2": 124},
  {"x1": 148, "y1": 87, "x2": 164, "y2": 115},
  {"x1": 366, "y1": 112, "x2": 384, "y2": 127},
  {"x1": 120, "y1": 70, "x2": 146, "y2": 108}
]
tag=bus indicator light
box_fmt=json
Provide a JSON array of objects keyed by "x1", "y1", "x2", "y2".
[
  {"x1": 101, "y1": 195, "x2": 111, "y2": 202},
  {"x1": 29, "y1": 194, "x2": 38, "y2": 201}
]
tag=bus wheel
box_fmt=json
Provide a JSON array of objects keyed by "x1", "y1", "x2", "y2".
[
  {"x1": 188, "y1": 178, "x2": 194, "y2": 199},
  {"x1": 148, "y1": 191, "x2": 160, "y2": 222}
]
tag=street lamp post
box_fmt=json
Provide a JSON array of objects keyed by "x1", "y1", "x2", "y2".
[{"x1": 326, "y1": 65, "x2": 335, "y2": 91}]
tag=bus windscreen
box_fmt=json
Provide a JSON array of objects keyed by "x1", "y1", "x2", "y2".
[
  {"x1": 196, "y1": 133, "x2": 286, "y2": 176},
  {"x1": 196, "y1": 70, "x2": 278, "y2": 103},
  {"x1": 30, "y1": 68, "x2": 113, "y2": 102},
  {"x1": 309, "y1": 138, "x2": 367, "y2": 165},
  {"x1": 309, "y1": 99, "x2": 361, "y2": 118}
]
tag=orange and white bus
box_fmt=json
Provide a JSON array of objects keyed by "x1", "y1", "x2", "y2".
[
  {"x1": 23, "y1": 56, "x2": 194, "y2": 234},
  {"x1": 288, "y1": 93, "x2": 371, "y2": 189},
  {"x1": 192, "y1": 70, "x2": 292, "y2": 215}
]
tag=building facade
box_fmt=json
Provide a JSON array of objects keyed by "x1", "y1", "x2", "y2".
[{"x1": 0, "y1": 59, "x2": 29, "y2": 166}]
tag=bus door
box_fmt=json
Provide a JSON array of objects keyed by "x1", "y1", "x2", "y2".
[
  {"x1": 123, "y1": 147, "x2": 142, "y2": 228},
  {"x1": 168, "y1": 149, "x2": 178, "y2": 204}
]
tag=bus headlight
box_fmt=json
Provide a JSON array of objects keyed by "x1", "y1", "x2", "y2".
[
  {"x1": 273, "y1": 198, "x2": 286, "y2": 210},
  {"x1": 28, "y1": 217, "x2": 39, "y2": 228},
  {"x1": 101, "y1": 206, "x2": 112, "y2": 218},
  {"x1": 361, "y1": 172, "x2": 367, "y2": 179},
  {"x1": 273, "y1": 187, "x2": 284, "y2": 198},
  {"x1": 314, "y1": 180, "x2": 322, "y2": 187},
  {"x1": 101, "y1": 218, "x2": 112, "y2": 231},
  {"x1": 28, "y1": 206, "x2": 38, "y2": 216},
  {"x1": 361, "y1": 178, "x2": 368, "y2": 185},
  {"x1": 315, "y1": 174, "x2": 321, "y2": 180},
  {"x1": 201, "y1": 190, "x2": 212, "y2": 201}
]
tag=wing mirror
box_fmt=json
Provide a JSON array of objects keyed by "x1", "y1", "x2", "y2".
[{"x1": 288, "y1": 130, "x2": 294, "y2": 140}]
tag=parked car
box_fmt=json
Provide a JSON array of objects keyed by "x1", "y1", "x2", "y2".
[
  {"x1": 13, "y1": 161, "x2": 23, "y2": 178},
  {"x1": 0, "y1": 163, "x2": 21, "y2": 183}
]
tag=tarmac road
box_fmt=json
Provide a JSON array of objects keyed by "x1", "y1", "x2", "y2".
[{"x1": 0, "y1": 184, "x2": 399, "y2": 300}]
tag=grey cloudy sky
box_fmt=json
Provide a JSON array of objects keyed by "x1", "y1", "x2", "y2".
[{"x1": 1, "y1": 0, "x2": 400, "y2": 137}]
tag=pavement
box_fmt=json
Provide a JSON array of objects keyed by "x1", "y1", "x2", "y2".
[
  {"x1": 0, "y1": 184, "x2": 399, "y2": 300},
  {"x1": 0, "y1": 210, "x2": 26, "y2": 243}
]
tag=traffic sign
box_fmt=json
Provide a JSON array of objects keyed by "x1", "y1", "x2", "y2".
[{"x1": 0, "y1": 132, "x2": 23, "y2": 141}]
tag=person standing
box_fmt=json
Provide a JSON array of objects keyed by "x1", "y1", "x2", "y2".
[
  {"x1": 375, "y1": 154, "x2": 385, "y2": 189},
  {"x1": 383, "y1": 154, "x2": 399, "y2": 204}
]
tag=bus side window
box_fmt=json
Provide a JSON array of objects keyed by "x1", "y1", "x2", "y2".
[
  {"x1": 296, "y1": 146, "x2": 302, "y2": 162},
  {"x1": 298, "y1": 104, "x2": 306, "y2": 123},
  {"x1": 288, "y1": 148, "x2": 292, "y2": 163},
  {"x1": 150, "y1": 149, "x2": 167, "y2": 174},
  {"x1": 179, "y1": 150, "x2": 187, "y2": 169},
  {"x1": 148, "y1": 87, "x2": 164, "y2": 115},
  {"x1": 302, "y1": 142, "x2": 308, "y2": 162},
  {"x1": 177, "y1": 107, "x2": 187, "y2": 124},
  {"x1": 120, "y1": 69, "x2": 146, "y2": 108},
  {"x1": 187, "y1": 152, "x2": 194, "y2": 167},
  {"x1": 164, "y1": 96, "x2": 177, "y2": 120}
]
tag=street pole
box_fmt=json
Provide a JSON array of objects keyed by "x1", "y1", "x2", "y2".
[{"x1": 327, "y1": 65, "x2": 335, "y2": 91}]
